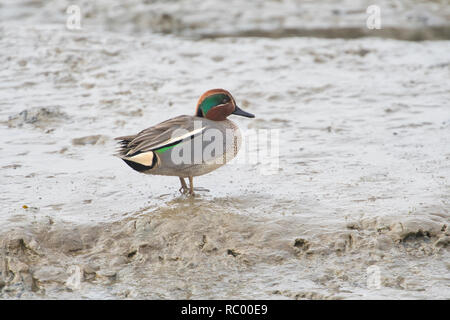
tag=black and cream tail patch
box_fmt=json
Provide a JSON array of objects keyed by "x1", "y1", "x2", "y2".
[{"x1": 121, "y1": 151, "x2": 158, "y2": 172}]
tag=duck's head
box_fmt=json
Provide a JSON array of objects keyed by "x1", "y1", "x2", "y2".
[{"x1": 195, "y1": 89, "x2": 255, "y2": 121}]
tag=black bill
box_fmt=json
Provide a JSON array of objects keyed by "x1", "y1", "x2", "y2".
[{"x1": 232, "y1": 105, "x2": 255, "y2": 118}]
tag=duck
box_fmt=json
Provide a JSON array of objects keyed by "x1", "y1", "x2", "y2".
[{"x1": 115, "y1": 89, "x2": 255, "y2": 195}]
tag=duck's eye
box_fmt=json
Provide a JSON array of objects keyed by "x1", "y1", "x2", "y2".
[{"x1": 222, "y1": 97, "x2": 229, "y2": 103}]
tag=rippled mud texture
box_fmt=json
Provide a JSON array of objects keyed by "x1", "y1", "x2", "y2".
[
  {"x1": 1, "y1": 0, "x2": 450, "y2": 299},
  {"x1": 1, "y1": 201, "x2": 449, "y2": 299}
]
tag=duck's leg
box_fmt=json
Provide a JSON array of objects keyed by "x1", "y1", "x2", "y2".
[
  {"x1": 188, "y1": 176, "x2": 195, "y2": 195},
  {"x1": 179, "y1": 177, "x2": 188, "y2": 194}
]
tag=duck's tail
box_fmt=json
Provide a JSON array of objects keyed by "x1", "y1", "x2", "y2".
[{"x1": 114, "y1": 136, "x2": 158, "y2": 172}]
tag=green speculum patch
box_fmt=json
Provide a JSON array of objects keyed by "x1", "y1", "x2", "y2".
[
  {"x1": 154, "y1": 140, "x2": 183, "y2": 154},
  {"x1": 154, "y1": 144, "x2": 177, "y2": 154},
  {"x1": 199, "y1": 94, "x2": 229, "y2": 116}
]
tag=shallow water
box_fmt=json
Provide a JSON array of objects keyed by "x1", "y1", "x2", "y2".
[{"x1": 0, "y1": 0, "x2": 449, "y2": 299}]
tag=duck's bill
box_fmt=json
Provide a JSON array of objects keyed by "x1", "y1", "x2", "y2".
[{"x1": 232, "y1": 105, "x2": 255, "y2": 118}]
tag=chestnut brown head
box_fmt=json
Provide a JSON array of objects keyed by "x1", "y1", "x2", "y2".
[{"x1": 195, "y1": 89, "x2": 255, "y2": 121}]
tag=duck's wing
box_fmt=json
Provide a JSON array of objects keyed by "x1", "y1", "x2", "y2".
[{"x1": 115, "y1": 115, "x2": 205, "y2": 158}]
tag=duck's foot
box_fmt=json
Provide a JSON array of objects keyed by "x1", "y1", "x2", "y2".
[
  {"x1": 179, "y1": 186, "x2": 189, "y2": 194},
  {"x1": 179, "y1": 177, "x2": 207, "y2": 196},
  {"x1": 179, "y1": 177, "x2": 189, "y2": 194}
]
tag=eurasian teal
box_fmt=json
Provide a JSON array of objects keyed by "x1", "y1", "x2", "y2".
[{"x1": 115, "y1": 89, "x2": 255, "y2": 195}]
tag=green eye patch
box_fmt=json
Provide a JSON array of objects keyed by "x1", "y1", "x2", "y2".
[{"x1": 199, "y1": 94, "x2": 230, "y2": 116}]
